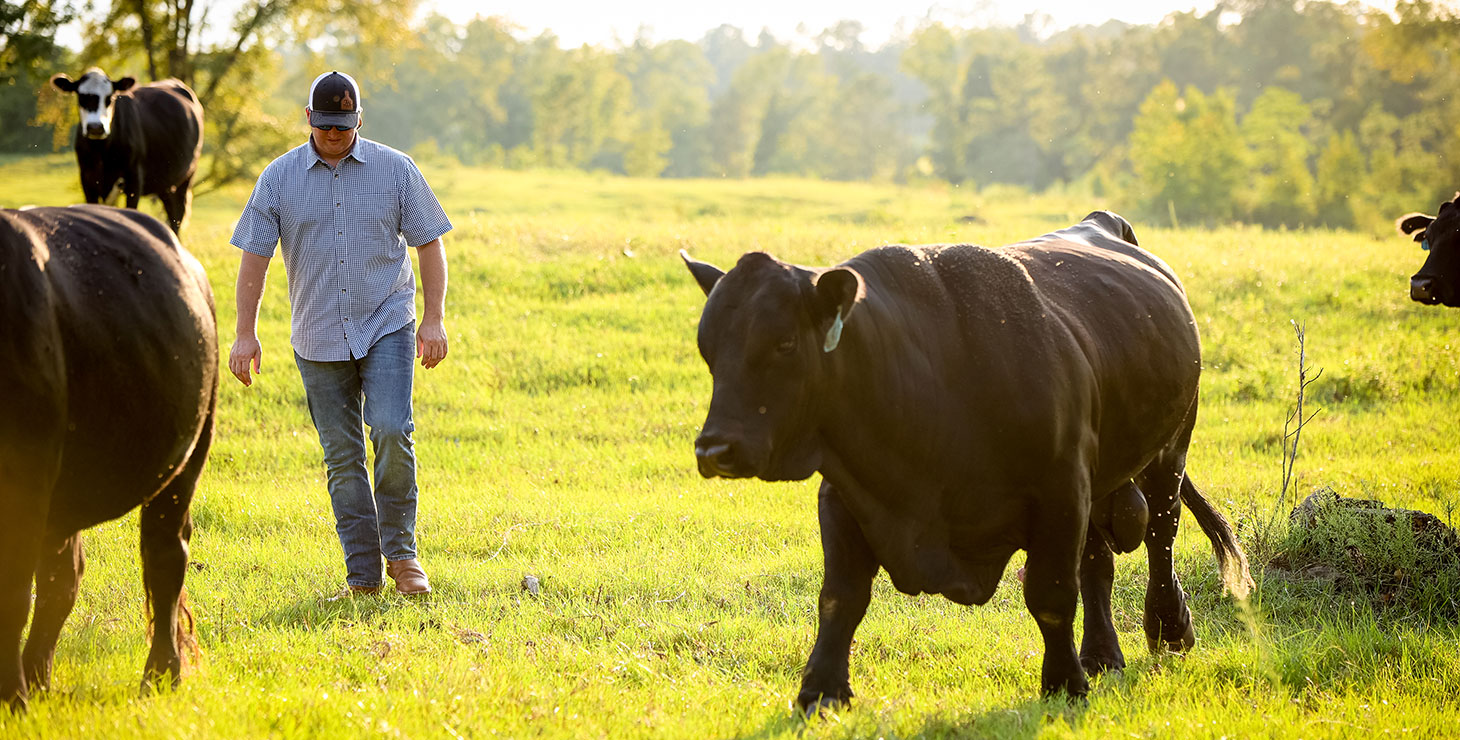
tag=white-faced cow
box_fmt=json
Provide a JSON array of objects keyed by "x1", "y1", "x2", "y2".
[
  {"x1": 0, "y1": 205, "x2": 217, "y2": 710},
  {"x1": 682, "y1": 211, "x2": 1253, "y2": 709},
  {"x1": 49, "y1": 69, "x2": 204, "y2": 235},
  {"x1": 1398, "y1": 193, "x2": 1460, "y2": 307}
]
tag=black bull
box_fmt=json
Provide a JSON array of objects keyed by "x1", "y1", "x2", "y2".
[
  {"x1": 682, "y1": 211, "x2": 1253, "y2": 707},
  {"x1": 0, "y1": 205, "x2": 217, "y2": 709}
]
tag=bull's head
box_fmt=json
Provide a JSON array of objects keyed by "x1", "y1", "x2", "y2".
[
  {"x1": 1398, "y1": 193, "x2": 1460, "y2": 307},
  {"x1": 51, "y1": 69, "x2": 135, "y2": 140},
  {"x1": 681, "y1": 250, "x2": 863, "y2": 482}
]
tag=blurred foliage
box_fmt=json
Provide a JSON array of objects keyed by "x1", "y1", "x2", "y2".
[{"x1": 4, "y1": 0, "x2": 1459, "y2": 229}]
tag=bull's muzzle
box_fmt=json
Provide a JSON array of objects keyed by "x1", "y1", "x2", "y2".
[
  {"x1": 694, "y1": 434, "x2": 750, "y2": 479},
  {"x1": 1411, "y1": 276, "x2": 1440, "y2": 304},
  {"x1": 84, "y1": 123, "x2": 108, "y2": 139}
]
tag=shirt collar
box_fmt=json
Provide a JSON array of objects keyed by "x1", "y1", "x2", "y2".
[{"x1": 303, "y1": 136, "x2": 369, "y2": 169}]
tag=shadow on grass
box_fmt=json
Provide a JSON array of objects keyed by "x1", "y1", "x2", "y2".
[
  {"x1": 255, "y1": 589, "x2": 437, "y2": 630},
  {"x1": 909, "y1": 697, "x2": 1089, "y2": 740},
  {"x1": 726, "y1": 695, "x2": 1089, "y2": 740}
]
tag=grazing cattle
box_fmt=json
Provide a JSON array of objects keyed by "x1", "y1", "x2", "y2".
[
  {"x1": 682, "y1": 211, "x2": 1253, "y2": 709},
  {"x1": 1398, "y1": 193, "x2": 1460, "y2": 307},
  {"x1": 50, "y1": 69, "x2": 204, "y2": 234},
  {"x1": 0, "y1": 205, "x2": 217, "y2": 710}
]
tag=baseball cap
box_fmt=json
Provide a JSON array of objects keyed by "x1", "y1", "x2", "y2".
[{"x1": 307, "y1": 71, "x2": 362, "y2": 128}]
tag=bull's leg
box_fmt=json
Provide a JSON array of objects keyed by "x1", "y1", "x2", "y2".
[
  {"x1": 138, "y1": 408, "x2": 211, "y2": 690},
  {"x1": 1077, "y1": 528, "x2": 1124, "y2": 676},
  {"x1": 796, "y1": 481, "x2": 878, "y2": 715},
  {"x1": 1138, "y1": 462, "x2": 1196, "y2": 653},
  {"x1": 1024, "y1": 486, "x2": 1089, "y2": 699},
  {"x1": 20, "y1": 533, "x2": 84, "y2": 692}
]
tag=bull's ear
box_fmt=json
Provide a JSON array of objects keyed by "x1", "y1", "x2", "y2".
[
  {"x1": 813, "y1": 267, "x2": 864, "y2": 353},
  {"x1": 680, "y1": 249, "x2": 724, "y2": 296},
  {"x1": 1397, "y1": 213, "x2": 1434, "y2": 241},
  {"x1": 51, "y1": 74, "x2": 78, "y2": 92},
  {"x1": 113, "y1": 77, "x2": 136, "y2": 92}
]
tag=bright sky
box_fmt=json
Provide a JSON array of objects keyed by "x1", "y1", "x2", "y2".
[{"x1": 423, "y1": 0, "x2": 1230, "y2": 47}]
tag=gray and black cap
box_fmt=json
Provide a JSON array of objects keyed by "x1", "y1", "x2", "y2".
[{"x1": 307, "y1": 71, "x2": 361, "y2": 128}]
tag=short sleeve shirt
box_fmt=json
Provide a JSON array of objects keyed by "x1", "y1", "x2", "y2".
[{"x1": 230, "y1": 136, "x2": 453, "y2": 362}]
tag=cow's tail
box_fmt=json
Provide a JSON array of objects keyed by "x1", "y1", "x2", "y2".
[{"x1": 1179, "y1": 475, "x2": 1254, "y2": 600}]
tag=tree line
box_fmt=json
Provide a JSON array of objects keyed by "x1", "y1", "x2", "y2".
[{"x1": 2, "y1": 0, "x2": 1457, "y2": 229}]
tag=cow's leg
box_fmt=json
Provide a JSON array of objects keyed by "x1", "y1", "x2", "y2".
[
  {"x1": 0, "y1": 482, "x2": 46, "y2": 710},
  {"x1": 1138, "y1": 457, "x2": 1196, "y2": 654},
  {"x1": 159, "y1": 179, "x2": 190, "y2": 234},
  {"x1": 1078, "y1": 527, "x2": 1124, "y2": 676},
  {"x1": 138, "y1": 407, "x2": 211, "y2": 690},
  {"x1": 20, "y1": 533, "x2": 84, "y2": 693},
  {"x1": 1024, "y1": 481, "x2": 1089, "y2": 699},
  {"x1": 796, "y1": 481, "x2": 878, "y2": 715},
  {"x1": 122, "y1": 171, "x2": 141, "y2": 209}
]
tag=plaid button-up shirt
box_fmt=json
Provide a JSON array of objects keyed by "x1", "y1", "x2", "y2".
[{"x1": 230, "y1": 136, "x2": 452, "y2": 362}]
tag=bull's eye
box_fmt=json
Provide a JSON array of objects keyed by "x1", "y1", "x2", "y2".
[{"x1": 775, "y1": 336, "x2": 797, "y2": 355}]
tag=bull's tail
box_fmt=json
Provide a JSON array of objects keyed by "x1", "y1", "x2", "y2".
[{"x1": 1179, "y1": 475, "x2": 1254, "y2": 600}]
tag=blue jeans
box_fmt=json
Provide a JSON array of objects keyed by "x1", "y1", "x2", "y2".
[{"x1": 294, "y1": 322, "x2": 418, "y2": 588}]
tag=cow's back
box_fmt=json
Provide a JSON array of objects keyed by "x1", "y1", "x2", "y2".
[{"x1": 4, "y1": 206, "x2": 217, "y2": 533}]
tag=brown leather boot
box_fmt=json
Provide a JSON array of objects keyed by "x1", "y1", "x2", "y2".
[{"x1": 386, "y1": 558, "x2": 431, "y2": 595}]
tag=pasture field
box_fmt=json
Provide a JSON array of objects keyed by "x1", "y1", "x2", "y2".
[{"x1": 2, "y1": 154, "x2": 1459, "y2": 738}]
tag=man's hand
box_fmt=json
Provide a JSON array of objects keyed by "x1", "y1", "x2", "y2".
[
  {"x1": 230, "y1": 335, "x2": 263, "y2": 386},
  {"x1": 417, "y1": 319, "x2": 448, "y2": 369}
]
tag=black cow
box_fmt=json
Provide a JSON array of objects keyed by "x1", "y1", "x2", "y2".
[
  {"x1": 1398, "y1": 193, "x2": 1460, "y2": 307},
  {"x1": 682, "y1": 211, "x2": 1253, "y2": 709},
  {"x1": 50, "y1": 69, "x2": 204, "y2": 234},
  {"x1": 0, "y1": 205, "x2": 218, "y2": 710}
]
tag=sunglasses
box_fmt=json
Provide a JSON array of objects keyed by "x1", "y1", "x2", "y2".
[{"x1": 313, "y1": 124, "x2": 357, "y2": 132}]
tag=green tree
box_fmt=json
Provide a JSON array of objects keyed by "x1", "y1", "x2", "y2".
[
  {"x1": 1128, "y1": 80, "x2": 1245, "y2": 225},
  {"x1": 1, "y1": 0, "x2": 73, "y2": 151},
  {"x1": 1314, "y1": 130, "x2": 1363, "y2": 228},
  {"x1": 1240, "y1": 86, "x2": 1315, "y2": 227}
]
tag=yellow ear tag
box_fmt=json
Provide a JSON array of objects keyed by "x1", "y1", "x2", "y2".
[{"x1": 823, "y1": 309, "x2": 844, "y2": 353}]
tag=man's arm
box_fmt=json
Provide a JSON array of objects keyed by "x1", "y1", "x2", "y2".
[
  {"x1": 230, "y1": 251, "x2": 271, "y2": 386},
  {"x1": 414, "y1": 237, "x2": 448, "y2": 369}
]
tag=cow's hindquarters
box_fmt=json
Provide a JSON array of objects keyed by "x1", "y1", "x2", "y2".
[{"x1": 0, "y1": 216, "x2": 67, "y2": 708}]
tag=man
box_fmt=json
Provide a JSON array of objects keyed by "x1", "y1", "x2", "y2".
[{"x1": 229, "y1": 70, "x2": 452, "y2": 596}]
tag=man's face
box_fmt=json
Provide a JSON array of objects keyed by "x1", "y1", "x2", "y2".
[{"x1": 305, "y1": 107, "x2": 359, "y2": 159}]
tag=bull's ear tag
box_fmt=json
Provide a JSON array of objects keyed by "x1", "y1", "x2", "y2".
[
  {"x1": 823, "y1": 310, "x2": 844, "y2": 353},
  {"x1": 1422, "y1": 238, "x2": 1431, "y2": 251}
]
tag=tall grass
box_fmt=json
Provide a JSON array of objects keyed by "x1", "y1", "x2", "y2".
[{"x1": 2, "y1": 156, "x2": 1458, "y2": 738}]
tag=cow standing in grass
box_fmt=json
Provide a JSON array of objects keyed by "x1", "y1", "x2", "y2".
[
  {"x1": 50, "y1": 69, "x2": 204, "y2": 235},
  {"x1": 1399, "y1": 194, "x2": 1460, "y2": 307},
  {"x1": 0, "y1": 205, "x2": 217, "y2": 710},
  {"x1": 682, "y1": 211, "x2": 1253, "y2": 710}
]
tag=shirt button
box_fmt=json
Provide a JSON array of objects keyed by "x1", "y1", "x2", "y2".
[
  {"x1": 341, "y1": 288, "x2": 347, "y2": 293},
  {"x1": 337, "y1": 231, "x2": 342, "y2": 235},
  {"x1": 334, "y1": 173, "x2": 339, "y2": 178},
  {"x1": 336, "y1": 202, "x2": 341, "y2": 207}
]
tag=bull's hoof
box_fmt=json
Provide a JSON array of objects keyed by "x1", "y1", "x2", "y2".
[
  {"x1": 1041, "y1": 674, "x2": 1090, "y2": 703},
  {"x1": 795, "y1": 690, "x2": 851, "y2": 719},
  {"x1": 1146, "y1": 620, "x2": 1197, "y2": 654},
  {"x1": 139, "y1": 670, "x2": 181, "y2": 696},
  {"x1": 1080, "y1": 653, "x2": 1125, "y2": 677}
]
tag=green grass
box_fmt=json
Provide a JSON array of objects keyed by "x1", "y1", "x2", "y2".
[{"x1": 3, "y1": 155, "x2": 1459, "y2": 738}]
